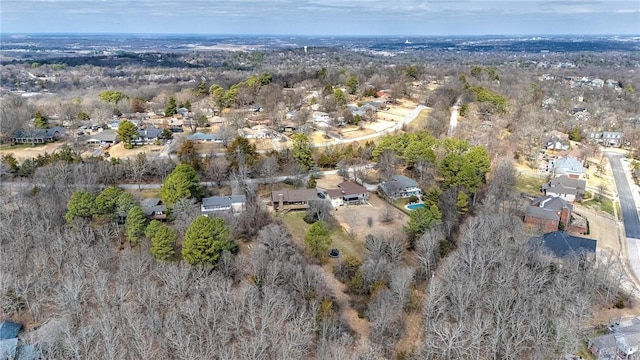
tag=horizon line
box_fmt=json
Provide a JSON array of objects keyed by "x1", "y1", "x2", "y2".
[{"x1": 3, "y1": 32, "x2": 640, "y2": 38}]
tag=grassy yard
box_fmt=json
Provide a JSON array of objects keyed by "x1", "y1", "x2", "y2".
[
  {"x1": 393, "y1": 198, "x2": 411, "y2": 214},
  {"x1": 0, "y1": 143, "x2": 47, "y2": 150},
  {"x1": 582, "y1": 192, "x2": 615, "y2": 217},
  {"x1": 515, "y1": 174, "x2": 545, "y2": 197},
  {"x1": 280, "y1": 211, "x2": 365, "y2": 261},
  {"x1": 405, "y1": 108, "x2": 431, "y2": 132}
]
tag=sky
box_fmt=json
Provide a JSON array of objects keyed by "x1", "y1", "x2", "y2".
[{"x1": 1, "y1": 0, "x2": 639, "y2": 36}]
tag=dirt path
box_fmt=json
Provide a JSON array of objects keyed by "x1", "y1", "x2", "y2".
[{"x1": 319, "y1": 264, "x2": 371, "y2": 351}]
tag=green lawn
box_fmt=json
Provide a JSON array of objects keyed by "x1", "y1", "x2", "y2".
[
  {"x1": 582, "y1": 194, "x2": 615, "y2": 217},
  {"x1": 515, "y1": 175, "x2": 545, "y2": 197},
  {"x1": 393, "y1": 198, "x2": 411, "y2": 214}
]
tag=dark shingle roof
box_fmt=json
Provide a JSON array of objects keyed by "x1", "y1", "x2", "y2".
[
  {"x1": 271, "y1": 189, "x2": 318, "y2": 203},
  {"x1": 542, "y1": 175, "x2": 586, "y2": 193},
  {"x1": 392, "y1": 175, "x2": 419, "y2": 188},
  {"x1": 530, "y1": 231, "x2": 597, "y2": 258},
  {"x1": 530, "y1": 195, "x2": 572, "y2": 212},
  {"x1": 336, "y1": 181, "x2": 367, "y2": 196},
  {"x1": 139, "y1": 126, "x2": 162, "y2": 139},
  {"x1": 525, "y1": 206, "x2": 559, "y2": 221}
]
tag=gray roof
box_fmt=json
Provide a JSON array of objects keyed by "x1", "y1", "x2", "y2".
[
  {"x1": 140, "y1": 198, "x2": 166, "y2": 216},
  {"x1": 86, "y1": 130, "x2": 117, "y2": 142},
  {"x1": 11, "y1": 126, "x2": 64, "y2": 140},
  {"x1": 553, "y1": 157, "x2": 585, "y2": 175},
  {"x1": 139, "y1": 126, "x2": 162, "y2": 140},
  {"x1": 525, "y1": 206, "x2": 559, "y2": 221},
  {"x1": 271, "y1": 189, "x2": 318, "y2": 203},
  {"x1": 530, "y1": 231, "x2": 597, "y2": 258},
  {"x1": 392, "y1": 175, "x2": 419, "y2": 188},
  {"x1": 186, "y1": 132, "x2": 220, "y2": 141},
  {"x1": 202, "y1": 195, "x2": 246, "y2": 208},
  {"x1": 0, "y1": 338, "x2": 18, "y2": 359},
  {"x1": 542, "y1": 176, "x2": 586, "y2": 196},
  {"x1": 0, "y1": 321, "x2": 21, "y2": 340},
  {"x1": 530, "y1": 195, "x2": 572, "y2": 212},
  {"x1": 589, "y1": 334, "x2": 617, "y2": 350}
]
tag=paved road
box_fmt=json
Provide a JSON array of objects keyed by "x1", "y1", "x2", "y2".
[{"x1": 606, "y1": 152, "x2": 640, "y2": 285}]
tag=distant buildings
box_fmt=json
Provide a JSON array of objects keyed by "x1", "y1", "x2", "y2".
[{"x1": 588, "y1": 131, "x2": 624, "y2": 147}]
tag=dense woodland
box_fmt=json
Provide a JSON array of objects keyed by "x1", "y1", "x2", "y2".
[{"x1": 1, "y1": 45, "x2": 639, "y2": 358}]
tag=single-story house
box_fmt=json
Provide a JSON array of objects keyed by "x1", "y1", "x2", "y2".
[
  {"x1": 140, "y1": 198, "x2": 167, "y2": 221},
  {"x1": 379, "y1": 175, "x2": 422, "y2": 200},
  {"x1": 272, "y1": 189, "x2": 319, "y2": 211},
  {"x1": 524, "y1": 195, "x2": 573, "y2": 232},
  {"x1": 324, "y1": 181, "x2": 369, "y2": 207},
  {"x1": 186, "y1": 132, "x2": 222, "y2": 143},
  {"x1": 86, "y1": 129, "x2": 118, "y2": 145},
  {"x1": 201, "y1": 195, "x2": 246, "y2": 215},
  {"x1": 528, "y1": 231, "x2": 597, "y2": 258},
  {"x1": 11, "y1": 126, "x2": 65, "y2": 144},
  {"x1": 542, "y1": 175, "x2": 586, "y2": 202},
  {"x1": 136, "y1": 126, "x2": 163, "y2": 144},
  {"x1": 239, "y1": 126, "x2": 273, "y2": 139},
  {"x1": 549, "y1": 156, "x2": 585, "y2": 179}
]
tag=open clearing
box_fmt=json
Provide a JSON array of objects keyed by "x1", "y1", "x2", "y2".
[{"x1": 0, "y1": 142, "x2": 65, "y2": 161}]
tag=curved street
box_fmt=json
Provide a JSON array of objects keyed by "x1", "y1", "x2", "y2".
[{"x1": 606, "y1": 151, "x2": 640, "y2": 286}]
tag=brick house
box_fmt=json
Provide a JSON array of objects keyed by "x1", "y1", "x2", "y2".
[{"x1": 524, "y1": 195, "x2": 572, "y2": 232}]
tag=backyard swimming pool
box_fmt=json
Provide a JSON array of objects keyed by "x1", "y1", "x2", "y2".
[{"x1": 406, "y1": 202, "x2": 425, "y2": 210}]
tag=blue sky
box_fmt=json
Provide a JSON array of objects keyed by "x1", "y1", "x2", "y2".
[{"x1": 2, "y1": 0, "x2": 639, "y2": 35}]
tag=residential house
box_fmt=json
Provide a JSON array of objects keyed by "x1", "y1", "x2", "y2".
[
  {"x1": 136, "y1": 126, "x2": 163, "y2": 144},
  {"x1": 0, "y1": 320, "x2": 37, "y2": 360},
  {"x1": 324, "y1": 181, "x2": 369, "y2": 207},
  {"x1": 548, "y1": 156, "x2": 585, "y2": 179},
  {"x1": 588, "y1": 131, "x2": 624, "y2": 147},
  {"x1": 545, "y1": 136, "x2": 570, "y2": 151},
  {"x1": 379, "y1": 175, "x2": 422, "y2": 200},
  {"x1": 278, "y1": 121, "x2": 297, "y2": 133},
  {"x1": 201, "y1": 195, "x2": 246, "y2": 215},
  {"x1": 542, "y1": 175, "x2": 586, "y2": 202},
  {"x1": 272, "y1": 189, "x2": 319, "y2": 212},
  {"x1": 239, "y1": 125, "x2": 273, "y2": 139},
  {"x1": 11, "y1": 126, "x2": 65, "y2": 144},
  {"x1": 312, "y1": 111, "x2": 331, "y2": 128},
  {"x1": 589, "y1": 317, "x2": 640, "y2": 360},
  {"x1": 186, "y1": 132, "x2": 222, "y2": 143},
  {"x1": 85, "y1": 129, "x2": 118, "y2": 145},
  {"x1": 524, "y1": 195, "x2": 573, "y2": 232},
  {"x1": 529, "y1": 231, "x2": 596, "y2": 258},
  {"x1": 0, "y1": 320, "x2": 21, "y2": 359},
  {"x1": 140, "y1": 198, "x2": 167, "y2": 221}
]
